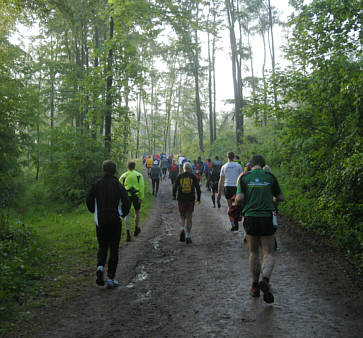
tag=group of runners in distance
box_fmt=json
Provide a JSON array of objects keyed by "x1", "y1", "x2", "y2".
[{"x1": 87, "y1": 150, "x2": 284, "y2": 304}]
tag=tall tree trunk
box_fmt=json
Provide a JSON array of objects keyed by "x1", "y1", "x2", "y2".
[
  {"x1": 207, "y1": 24, "x2": 214, "y2": 145},
  {"x1": 193, "y1": 7, "x2": 204, "y2": 153},
  {"x1": 92, "y1": 24, "x2": 99, "y2": 140},
  {"x1": 105, "y1": 16, "x2": 114, "y2": 155},
  {"x1": 267, "y1": 0, "x2": 277, "y2": 106},
  {"x1": 123, "y1": 84, "x2": 130, "y2": 156},
  {"x1": 212, "y1": 25, "x2": 217, "y2": 142},
  {"x1": 261, "y1": 29, "x2": 268, "y2": 126},
  {"x1": 226, "y1": 0, "x2": 243, "y2": 150},
  {"x1": 50, "y1": 36, "x2": 55, "y2": 129},
  {"x1": 143, "y1": 99, "x2": 151, "y2": 153},
  {"x1": 136, "y1": 90, "x2": 142, "y2": 158}
]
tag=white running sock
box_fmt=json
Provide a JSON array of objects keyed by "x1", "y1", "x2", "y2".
[{"x1": 186, "y1": 232, "x2": 191, "y2": 238}]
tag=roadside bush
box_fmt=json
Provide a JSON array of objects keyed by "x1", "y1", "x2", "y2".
[
  {"x1": 41, "y1": 127, "x2": 105, "y2": 205},
  {"x1": 0, "y1": 219, "x2": 45, "y2": 321}
]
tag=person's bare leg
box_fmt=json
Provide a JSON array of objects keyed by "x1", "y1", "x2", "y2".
[
  {"x1": 186, "y1": 211, "x2": 193, "y2": 235},
  {"x1": 260, "y1": 235, "x2": 275, "y2": 280},
  {"x1": 259, "y1": 235, "x2": 275, "y2": 303},
  {"x1": 179, "y1": 214, "x2": 186, "y2": 241},
  {"x1": 246, "y1": 235, "x2": 261, "y2": 283}
]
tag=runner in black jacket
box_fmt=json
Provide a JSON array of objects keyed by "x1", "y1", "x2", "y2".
[
  {"x1": 172, "y1": 162, "x2": 201, "y2": 244},
  {"x1": 86, "y1": 160, "x2": 131, "y2": 288}
]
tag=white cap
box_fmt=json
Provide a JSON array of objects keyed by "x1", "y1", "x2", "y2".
[{"x1": 154, "y1": 160, "x2": 159, "y2": 164}]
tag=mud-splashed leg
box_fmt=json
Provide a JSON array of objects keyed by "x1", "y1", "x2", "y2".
[
  {"x1": 260, "y1": 235, "x2": 276, "y2": 280},
  {"x1": 247, "y1": 235, "x2": 261, "y2": 283}
]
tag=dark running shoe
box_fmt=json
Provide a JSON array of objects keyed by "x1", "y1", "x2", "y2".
[
  {"x1": 180, "y1": 230, "x2": 186, "y2": 242},
  {"x1": 134, "y1": 226, "x2": 141, "y2": 236},
  {"x1": 126, "y1": 230, "x2": 131, "y2": 242},
  {"x1": 250, "y1": 283, "x2": 260, "y2": 297},
  {"x1": 186, "y1": 237, "x2": 192, "y2": 244},
  {"x1": 230, "y1": 225, "x2": 239, "y2": 231},
  {"x1": 259, "y1": 279, "x2": 274, "y2": 304},
  {"x1": 96, "y1": 266, "x2": 105, "y2": 286}
]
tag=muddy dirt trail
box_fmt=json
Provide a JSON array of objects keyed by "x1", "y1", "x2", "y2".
[{"x1": 13, "y1": 177, "x2": 363, "y2": 337}]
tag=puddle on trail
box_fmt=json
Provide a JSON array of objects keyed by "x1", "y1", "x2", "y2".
[
  {"x1": 136, "y1": 289, "x2": 152, "y2": 302},
  {"x1": 151, "y1": 235, "x2": 162, "y2": 251},
  {"x1": 160, "y1": 214, "x2": 174, "y2": 236},
  {"x1": 126, "y1": 264, "x2": 149, "y2": 289}
]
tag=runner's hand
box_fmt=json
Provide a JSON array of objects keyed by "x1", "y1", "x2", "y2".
[{"x1": 217, "y1": 193, "x2": 221, "y2": 200}]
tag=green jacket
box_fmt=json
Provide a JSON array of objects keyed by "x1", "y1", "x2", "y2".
[
  {"x1": 119, "y1": 170, "x2": 145, "y2": 200},
  {"x1": 237, "y1": 169, "x2": 282, "y2": 217}
]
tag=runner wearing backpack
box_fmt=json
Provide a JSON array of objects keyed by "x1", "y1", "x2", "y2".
[{"x1": 172, "y1": 162, "x2": 201, "y2": 244}]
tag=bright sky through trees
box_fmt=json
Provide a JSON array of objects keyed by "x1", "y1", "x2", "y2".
[{"x1": 10, "y1": 0, "x2": 293, "y2": 112}]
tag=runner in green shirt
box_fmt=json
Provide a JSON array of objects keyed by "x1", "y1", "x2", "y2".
[
  {"x1": 235, "y1": 154, "x2": 284, "y2": 304},
  {"x1": 120, "y1": 161, "x2": 145, "y2": 242}
]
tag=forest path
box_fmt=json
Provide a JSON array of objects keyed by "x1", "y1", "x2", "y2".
[{"x1": 17, "y1": 175, "x2": 363, "y2": 337}]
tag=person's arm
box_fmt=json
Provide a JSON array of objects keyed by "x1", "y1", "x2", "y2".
[
  {"x1": 172, "y1": 175, "x2": 179, "y2": 199},
  {"x1": 195, "y1": 176, "x2": 201, "y2": 202},
  {"x1": 139, "y1": 173, "x2": 145, "y2": 201},
  {"x1": 217, "y1": 175, "x2": 224, "y2": 198},
  {"x1": 86, "y1": 184, "x2": 96, "y2": 212},
  {"x1": 272, "y1": 176, "x2": 285, "y2": 202},
  {"x1": 235, "y1": 175, "x2": 246, "y2": 206},
  {"x1": 120, "y1": 183, "x2": 131, "y2": 217}
]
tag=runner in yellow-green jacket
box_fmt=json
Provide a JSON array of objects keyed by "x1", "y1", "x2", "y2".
[{"x1": 120, "y1": 161, "x2": 145, "y2": 242}]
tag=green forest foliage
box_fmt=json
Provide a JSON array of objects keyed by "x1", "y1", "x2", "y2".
[
  {"x1": 248, "y1": 0, "x2": 362, "y2": 259},
  {"x1": 0, "y1": 0, "x2": 362, "y2": 327}
]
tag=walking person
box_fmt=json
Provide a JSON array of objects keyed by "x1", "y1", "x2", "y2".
[
  {"x1": 213, "y1": 155, "x2": 222, "y2": 168},
  {"x1": 235, "y1": 154, "x2": 284, "y2": 303},
  {"x1": 169, "y1": 160, "x2": 179, "y2": 185},
  {"x1": 145, "y1": 156, "x2": 153, "y2": 177},
  {"x1": 207, "y1": 163, "x2": 221, "y2": 208},
  {"x1": 204, "y1": 158, "x2": 213, "y2": 190},
  {"x1": 173, "y1": 162, "x2": 201, "y2": 244},
  {"x1": 161, "y1": 156, "x2": 169, "y2": 180},
  {"x1": 120, "y1": 161, "x2": 145, "y2": 242},
  {"x1": 197, "y1": 156, "x2": 204, "y2": 184},
  {"x1": 150, "y1": 160, "x2": 162, "y2": 197},
  {"x1": 192, "y1": 160, "x2": 201, "y2": 184},
  {"x1": 217, "y1": 151, "x2": 243, "y2": 231},
  {"x1": 86, "y1": 160, "x2": 131, "y2": 288}
]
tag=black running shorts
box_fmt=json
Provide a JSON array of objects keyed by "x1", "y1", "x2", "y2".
[
  {"x1": 211, "y1": 181, "x2": 218, "y2": 193},
  {"x1": 224, "y1": 186, "x2": 237, "y2": 200},
  {"x1": 243, "y1": 216, "x2": 274, "y2": 236},
  {"x1": 129, "y1": 196, "x2": 141, "y2": 211}
]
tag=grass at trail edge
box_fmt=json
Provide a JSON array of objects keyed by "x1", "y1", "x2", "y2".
[{"x1": 0, "y1": 165, "x2": 153, "y2": 335}]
